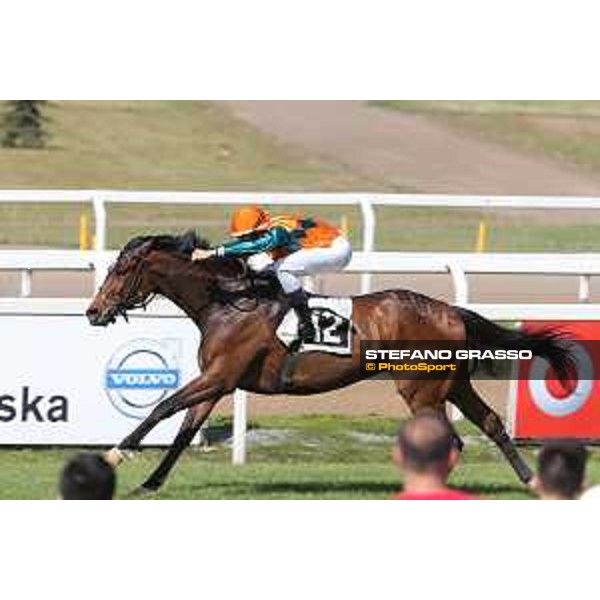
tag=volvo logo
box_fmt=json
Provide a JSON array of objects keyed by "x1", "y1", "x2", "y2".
[{"x1": 104, "y1": 338, "x2": 181, "y2": 419}]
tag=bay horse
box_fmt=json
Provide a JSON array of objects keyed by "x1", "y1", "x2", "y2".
[{"x1": 86, "y1": 231, "x2": 575, "y2": 493}]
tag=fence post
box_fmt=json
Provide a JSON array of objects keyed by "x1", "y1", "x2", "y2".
[
  {"x1": 578, "y1": 275, "x2": 591, "y2": 303},
  {"x1": 359, "y1": 199, "x2": 376, "y2": 294},
  {"x1": 232, "y1": 389, "x2": 248, "y2": 465},
  {"x1": 20, "y1": 269, "x2": 32, "y2": 297},
  {"x1": 91, "y1": 192, "x2": 108, "y2": 290},
  {"x1": 447, "y1": 262, "x2": 469, "y2": 305}
]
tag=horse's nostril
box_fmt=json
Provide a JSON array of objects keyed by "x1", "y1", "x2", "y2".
[{"x1": 86, "y1": 307, "x2": 101, "y2": 324}]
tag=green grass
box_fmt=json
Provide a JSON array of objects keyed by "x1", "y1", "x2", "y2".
[
  {"x1": 375, "y1": 206, "x2": 600, "y2": 252},
  {"x1": 2, "y1": 415, "x2": 600, "y2": 499},
  {"x1": 372, "y1": 102, "x2": 600, "y2": 251},
  {"x1": 3, "y1": 199, "x2": 600, "y2": 253},
  {"x1": 0, "y1": 101, "x2": 380, "y2": 248},
  {"x1": 376, "y1": 100, "x2": 600, "y2": 176},
  {"x1": 374, "y1": 101, "x2": 600, "y2": 117},
  {"x1": 0, "y1": 101, "x2": 374, "y2": 191},
  {"x1": 3, "y1": 100, "x2": 600, "y2": 252}
]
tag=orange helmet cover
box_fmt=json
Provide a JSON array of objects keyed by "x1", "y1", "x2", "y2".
[{"x1": 230, "y1": 206, "x2": 270, "y2": 237}]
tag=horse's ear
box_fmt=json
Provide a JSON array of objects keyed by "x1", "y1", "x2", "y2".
[
  {"x1": 177, "y1": 230, "x2": 199, "y2": 255},
  {"x1": 177, "y1": 230, "x2": 211, "y2": 255}
]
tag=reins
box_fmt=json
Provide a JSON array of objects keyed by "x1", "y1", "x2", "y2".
[
  {"x1": 209, "y1": 258, "x2": 264, "y2": 312},
  {"x1": 114, "y1": 251, "x2": 268, "y2": 322}
]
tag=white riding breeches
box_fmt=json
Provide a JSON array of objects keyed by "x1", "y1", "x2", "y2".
[{"x1": 270, "y1": 236, "x2": 353, "y2": 294}]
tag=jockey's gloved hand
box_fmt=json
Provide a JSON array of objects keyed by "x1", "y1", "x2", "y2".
[{"x1": 191, "y1": 248, "x2": 216, "y2": 261}]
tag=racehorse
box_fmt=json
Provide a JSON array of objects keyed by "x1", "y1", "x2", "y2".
[{"x1": 86, "y1": 231, "x2": 575, "y2": 493}]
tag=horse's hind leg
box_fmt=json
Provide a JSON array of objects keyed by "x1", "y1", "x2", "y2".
[
  {"x1": 449, "y1": 380, "x2": 532, "y2": 484},
  {"x1": 139, "y1": 400, "x2": 218, "y2": 493},
  {"x1": 393, "y1": 379, "x2": 464, "y2": 454}
]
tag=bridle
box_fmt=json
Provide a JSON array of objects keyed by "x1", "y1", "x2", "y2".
[{"x1": 112, "y1": 257, "x2": 156, "y2": 322}]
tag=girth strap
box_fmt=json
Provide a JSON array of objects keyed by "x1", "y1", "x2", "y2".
[{"x1": 279, "y1": 352, "x2": 302, "y2": 392}]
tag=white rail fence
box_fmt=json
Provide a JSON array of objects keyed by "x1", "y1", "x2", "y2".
[
  {"x1": 5, "y1": 189, "x2": 600, "y2": 292},
  {"x1": 2, "y1": 249, "x2": 600, "y2": 309}
]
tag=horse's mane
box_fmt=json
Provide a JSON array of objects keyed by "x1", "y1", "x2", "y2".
[
  {"x1": 122, "y1": 230, "x2": 211, "y2": 258},
  {"x1": 119, "y1": 230, "x2": 254, "y2": 280}
]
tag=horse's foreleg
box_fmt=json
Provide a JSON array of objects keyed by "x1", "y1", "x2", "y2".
[
  {"x1": 138, "y1": 400, "x2": 218, "y2": 492},
  {"x1": 449, "y1": 381, "x2": 532, "y2": 484},
  {"x1": 448, "y1": 422, "x2": 464, "y2": 453},
  {"x1": 106, "y1": 374, "x2": 226, "y2": 463}
]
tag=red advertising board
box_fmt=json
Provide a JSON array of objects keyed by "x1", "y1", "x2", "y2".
[{"x1": 510, "y1": 321, "x2": 600, "y2": 441}]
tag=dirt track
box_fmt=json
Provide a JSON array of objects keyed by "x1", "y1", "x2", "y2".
[{"x1": 224, "y1": 100, "x2": 600, "y2": 195}]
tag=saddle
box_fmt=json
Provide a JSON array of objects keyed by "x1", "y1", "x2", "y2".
[
  {"x1": 215, "y1": 266, "x2": 353, "y2": 354},
  {"x1": 213, "y1": 268, "x2": 281, "y2": 302}
]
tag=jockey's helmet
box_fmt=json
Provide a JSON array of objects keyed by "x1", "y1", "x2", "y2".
[{"x1": 230, "y1": 205, "x2": 270, "y2": 237}]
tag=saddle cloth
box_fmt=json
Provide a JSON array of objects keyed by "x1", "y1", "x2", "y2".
[{"x1": 276, "y1": 296, "x2": 353, "y2": 355}]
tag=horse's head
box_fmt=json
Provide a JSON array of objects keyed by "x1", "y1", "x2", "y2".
[{"x1": 86, "y1": 230, "x2": 207, "y2": 326}]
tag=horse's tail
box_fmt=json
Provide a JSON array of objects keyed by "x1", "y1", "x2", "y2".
[{"x1": 455, "y1": 306, "x2": 577, "y2": 385}]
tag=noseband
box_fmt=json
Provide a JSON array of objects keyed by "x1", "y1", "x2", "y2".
[{"x1": 114, "y1": 258, "x2": 156, "y2": 321}]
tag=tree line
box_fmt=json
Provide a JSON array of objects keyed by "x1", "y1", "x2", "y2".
[{"x1": 1, "y1": 100, "x2": 48, "y2": 149}]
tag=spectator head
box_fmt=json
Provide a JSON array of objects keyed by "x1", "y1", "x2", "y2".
[
  {"x1": 533, "y1": 443, "x2": 588, "y2": 500},
  {"x1": 59, "y1": 453, "x2": 116, "y2": 500},
  {"x1": 393, "y1": 412, "x2": 459, "y2": 481}
]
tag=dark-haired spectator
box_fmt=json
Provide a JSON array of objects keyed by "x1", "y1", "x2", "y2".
[
  {"x1": 392, "y1": 412, "x2": 475, "y2": 500},
  {"x1": 533, "y1": 443, "x2": 588, "y2": 500},
  {"x1": 59, "y1": 453, "x2": 116, "y2": 500}
]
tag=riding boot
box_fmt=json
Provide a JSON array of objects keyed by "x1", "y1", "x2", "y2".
[{"x1": 288, "y1": 289, "x2": 316, "y2": 346}]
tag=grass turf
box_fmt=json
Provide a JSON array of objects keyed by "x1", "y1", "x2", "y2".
[
  {"x1": 2, "y1": 101, "x2": 600, "y2": 252},
  {"x1": 2, "y1": 415, "x2": 600, "y2": 500},
  {"x1": 0, "y1": 101, "x2": 374, "y2": 191},
  {"x1": 375, "y1": 100, "x2": 600, "y2": 177},
  {"x1": 0, "y1": 100, "x2": 379, "y2": 248},
  {"x1": 373, "y1": 101, "x2": 600, "y2": 117},
  {"x1": 5, "y1": 202, "x2": 600, "y2": 253}
]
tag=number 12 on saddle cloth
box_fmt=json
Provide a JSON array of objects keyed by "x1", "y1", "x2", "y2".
[{"x1": 276, "y1": 296, "x2": 352, "y2": 355}]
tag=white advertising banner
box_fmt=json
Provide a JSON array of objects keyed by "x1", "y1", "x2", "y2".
[{"x1": 0, "y1": 310, "x2": 201, "y2": 445}]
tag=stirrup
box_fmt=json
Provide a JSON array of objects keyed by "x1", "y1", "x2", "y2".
[{"x1": 299, "y1": 320, "x2": 316, "y2": 342}]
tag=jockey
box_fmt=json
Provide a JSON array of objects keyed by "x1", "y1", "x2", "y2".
[{"x1": 192, "y1": 205, "x2": 352, "y2": 344}]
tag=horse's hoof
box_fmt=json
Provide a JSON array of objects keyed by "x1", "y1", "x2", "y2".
[
  {"x1": 104, "y1": 447, "x2": 125, "y2": 467},
  {"x1": 128, "y1": 485, "x2": 159, "y2": 498},
  {"x1": 104, "y1": 447, "x2": 137, "y2": 468}
]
